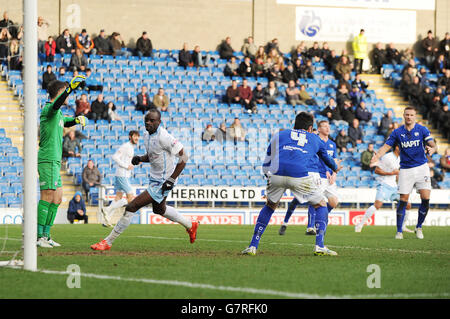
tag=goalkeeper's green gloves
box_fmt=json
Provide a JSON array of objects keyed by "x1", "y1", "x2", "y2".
[
  {"x1": 75, "y1": 115, "x2": 87, "y2": 127},
  {"x1": 66, "y1": 75, "x2": 86, "y2": 94}
]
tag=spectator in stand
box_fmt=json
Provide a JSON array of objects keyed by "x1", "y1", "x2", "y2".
[
  {"x1": 406, "y1": 76, "x2": 423, "y2": 106},
  {"x1": 201, "y1": 124, "x2": 216, "y2": 142},
  {"x1": 267, "y1": 63, "x2": 283, "y2": 84},
  {"x1": 56, "y1": 28, "x2": 76, "y2": 55},
  {"x1": 192, "y1": 45, "x2": 210, "y2": 67},
  {"x1": 428, "y1": 95, "x2": 443, "y2": 127},
  {"x1": 339, "y1": 99, "x2": 355, "y2": 124},
  {"x1": 75, "y1": 93, "x2": 91, "y2": 118},
  {"x1": 238, "y1": 78, "x2": 253, "y2": 113},
  {"x1": 229, "y1": 117, "x2": 246, "y2": 143},
  {"x1": 339, "y1": 72, "x2": 352, "y2": 92},
  {"x1": 0, "y1": 27, "x2": 11, "y2": 61},
  {"x1": 265, "y1": 38, "x2": 282, "y2": 57},
  {"x1": 350, "y1": 85, "x2": 363, "y2": 107},
  {"x1": 93, "y1": 29, "x2": 112, "y2": 55},
  {"x1": 320, "y1": 97, "x2": 345, "y2": 125},
  {"x1": 255, "y1": 46, "x2": 267, "y2": 62},
  {"x1": 307, "y1": 41, "x2": 322, "y2": 62},
  {"x1": 435, "y1": 54, "x2": 449, "y2": 75},
  {"x1": 336, "y1": 83, "x2": 352, "y2": 107},
  {"x1": 437, "y1": 69, "x2": 450, "y2": 92},
  {"x1": 37, "y1": 16, "x2": 50, "y2": 54},
  {"x1": 335, "y1": 129, "x2": 354, "y2": 153},
  {"x1": 360, "y1": 143, "x2": 375, "y2": 171},
  {"x1": 136, "y1": 31, "x2": 153, "y2": 58},
  {"x1": 225, "y1": 79, "x2": 240, "y2": 104},
  {"x1": 299, "y1": 84, "x2": 316, "y2": 105},
  {"x1": 439, "y1": 32, "x2": 450, "y2": 60},
  {"x1": 348, "y1": 118, "x2": 363, "y2": 146},
  {"x1": 355, "y1": 101, "x2": 372, "y2": 124},
  {"x1": 8, "y1": 38, "x2": 22, "y2": 71},
  {"x1": 238, "y1": 56, "x2": 254, "y2": 77},
  {"x1": 386, "y1": 121, "x2": 399, "y2": 138},
  {"x1": 109, "y1": 32, "x2": 131, "y2": 57},
  {"x1": 399, "y1": 66, "x2": 415, "y2": 99},
  {"x1": 57, "y1": 66, "x2": 66, "y2": 78},
  {"x1": 291, "y1": 42, "x2": 307, "y2": 64},
  {"x1": 69, "y1": 47, "x2": 88, "y2": 72},
  {"x1": 437, "y1": 104, "x2": 450, "y2": 137},
  {"x1": 299, "y1": 59, "x2": 314, "y2": 79},
  {"x1": 320, "y1": 42, "x2": 331, "y2": 61},
  {"x1": 335, "y1": 55, "x2": 352, "y2": 80},
  {"x1": 136, "y1": 86, "x2": 152, "y2": 113},
  {"x1": 107, "y1": 102, "x2": 121, "y2": 122},
  {"x1": 90, "y1": 93, "x2": 110, "y2": 122},
  {"x1": 153, "y1": 88, "x2": 170, "y2": 112},
  {"x1": 440, "y1": 148, "x2": 450, "y2": 173},
  {"x1": 241, "y1": 36, "x2": 257, "y2": 60},
  {"x1": 0, "y1": 11, "x2": 17, "y2": 39},
  {"x1": 378, "y1": 109, "x2": 394, "y2": 137},
  {"x1": 371, "y1": 42, "x2": 386, "y2": 74},
  {"x1": 44, "y1": 36, "x2": 56, "y2": 62},
  {"x1": 252, "y1": 82, "x2": 265, "y2": 107},
  {"x1": 76, "y1": 29, "x2": 96, "y2": 56},
  {"x1": 285, "y1": 80, "x2": 301, "y2": 106},
  {"x1": 62, "y1": 130, "x2": 82, "y2": 158},
  {"x1": 385, "y1": 42, "x2": 402, "y2": 66},
  {"x1": 282, "y1": 63, "x2": 298, "y2": 84},
  {"x1": 352, "y1": 73, "x2": 369, "y2": 95},
  {"x1": 83, "y1": 68, "x2": 103, "y2": 92},
  {"x1": 215, "y1": 122, "x2": 228, "y2": 143},
  {"x1": 400, "y1": 47, "x2": 414, "y2": 64},
  {"x1": 352, "y1": 29, "x2": 367, "y2": 74},
  {"x1": 42, "y1": 64, "x2": 56, "y2": 91},
  {"x1": 67, "y1": 192, "x2": 88, "y2": 224},
  {"x1": 422, "y1": 30, "x2": 439, "y2": 69},
  {"x1": 264, "y1": 80, "x2": 280, "y2": 105},
  {"x1": 224, "y1": 56, "x2": 239, "y2": 77},
  {"x1": 324, "y1": 49, "x2": 339, "y2": 73},
  {"x1": 253, "y1": 55, "x2": 265, "y2": 78},
  {"x1": 82, "y1": 159, "x2": 102, "y2": 200},
  {"x1": 218, "y1": 36, "x2": 234, "y2": 60},
  {"x1": 178, "y1": 42, "x2": 193, "y2": 68}
]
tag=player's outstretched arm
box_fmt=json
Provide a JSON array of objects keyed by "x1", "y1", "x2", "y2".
[
  {"x1": 374, "y1": 166, "x2": 398, "y2": 176},
  {"x1": 370, "y1": 143, "x2": 391, "y2": 166},
  {"x1": 161, "y1": 149, "x2": 188, "y2": 193},
  {"x1": 425, "y1": 139, "x2": 437, "y2": 156},
  {"x1": 51, "y1": 75, "x2": 86, "y2": 112},
  {"x1": 63, "y1": 115, "x2": 87, "y2": 127}
]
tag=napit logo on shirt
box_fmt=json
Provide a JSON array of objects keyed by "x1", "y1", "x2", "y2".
[
  {"x1": 298, "y1": 10, "x2": 322, "y2": 37},
  {"x1": 401, "y1": 140, "x2": 420, "y2": 148}
]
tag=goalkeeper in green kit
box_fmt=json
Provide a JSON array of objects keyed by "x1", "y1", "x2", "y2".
[{"x1": 37, "y1": 75, "x2": 87, "y2": 248}]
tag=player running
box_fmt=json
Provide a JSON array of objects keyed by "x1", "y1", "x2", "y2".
[
  {"x1": 242, "y1": 112, "x2": 342, "y2": 256},
  {"x1": 278, "y1": 120, "x2": 339, "y2": 236},
  {"x1": 355, "y1": 144, "x2": 413, "y2": 233},
  {"x1": 37, "y1": 76, "x2": 87, "y2": 248},
  {"x1": 101, "y1": 130, "x2": 140, "y2": 227},
  {"x1": 91, "y1": 108, "x2": 199, "y2": 251},
  {"x1": 370, "y1": 106, "x2": 437, "y2": 239}
]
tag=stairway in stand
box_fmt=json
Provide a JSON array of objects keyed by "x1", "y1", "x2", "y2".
[{"x1": 360, "y1": 74, "x2": 449, "y2": 153}]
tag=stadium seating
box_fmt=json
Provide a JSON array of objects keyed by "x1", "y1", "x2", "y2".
[{"x1": 1, "y1": 48, "x2": 447, "y2": 208}]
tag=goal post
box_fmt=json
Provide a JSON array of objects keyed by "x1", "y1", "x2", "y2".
[{"x1": 22, "y1": 0, "x2": 38, "y2": 271}]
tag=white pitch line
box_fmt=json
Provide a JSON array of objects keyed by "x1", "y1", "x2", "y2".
[
  {"x1": 135, "y1": 235, "x2": 450, "y2": 255},
  {"x1": 5, "y1": 268, "x2": 445, "y2": 299}
]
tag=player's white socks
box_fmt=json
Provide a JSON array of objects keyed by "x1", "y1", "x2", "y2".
[
  {"x1": 403, "y1": 210, "x2": 410, "y2": 228},
  {"x1": 105, "y1": 210, "x2": 133, "y2": 245},
  {"x1": 106, "y1": 198, "x2": 128, "y2": 216},
  {"x1": 163, "y1": 206, "x2": 192, "y2": 229},
  {"x1": 359, "y1": 205, "x2": 377, "y2": 227}
]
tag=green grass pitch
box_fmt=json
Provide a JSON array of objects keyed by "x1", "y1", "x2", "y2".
[{"x1": 0, "y1": 224, "x2": 449, "y2": 299}]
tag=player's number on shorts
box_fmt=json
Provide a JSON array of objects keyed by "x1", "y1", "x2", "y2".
[{"x1": 291, "y1": 131, "x2": 308, "y2": 147}]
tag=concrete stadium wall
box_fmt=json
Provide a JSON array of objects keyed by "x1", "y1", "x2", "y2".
[{"x1": 2, "y1": 0, "x2": 449, "y2": 55}]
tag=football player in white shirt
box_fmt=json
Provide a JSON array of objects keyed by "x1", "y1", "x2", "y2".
[
  {"x1": 91, "y1": 108, "x2": 199, "y2": 250},
  {"x1": 101, "y1": 130, "x2": 140, "y2": 227},
  {"x1": 355, "y1": 145, "x2": 413, "y2": 233}
]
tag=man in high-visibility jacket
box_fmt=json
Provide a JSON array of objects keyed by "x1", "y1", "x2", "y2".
[{"x1": 352, "y1": 29, "x2": 367, "y2": 74}]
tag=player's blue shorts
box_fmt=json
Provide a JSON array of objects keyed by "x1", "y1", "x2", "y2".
[
  {"x1": 114, "y1": 176, "x2": 133, "y2": 194},
  {"x1": 375, "y1": 183, "x2": 399, "y2": 202},
  {"x1": 147, "y1": 178, "x2": 172, "y2": 204}
]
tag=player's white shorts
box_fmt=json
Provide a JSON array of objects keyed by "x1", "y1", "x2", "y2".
[
  {"x1": 114, "y1": 176, "x2": 133, "y2": 195},
  {"x1": 266, "y1": 172, "x2": 326, "y2": 205},
  {"x1": 375, "y1": 183, "x2": 399, "y2": 202},
  {"x1": 320, "y1": 178, "x2": 339, "y2": 200},
  {"x1": 398, "y1": 163, "x2": 431, "y2": 195}
]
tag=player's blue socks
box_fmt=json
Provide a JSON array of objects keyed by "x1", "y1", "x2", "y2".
[
  {"x1": 396, "y1": 200, "x2": 408, "y2": 233},
  {"x1": 284, "y1": 198, "x2": 299, "y2": 224},
  {"x1": 314, "y1": 206, "x2": 328, "y2": 248},
  {"x1": 417, "y1": 199, "x2": 429, "y2": 229},
  {"x1": 250, "y1": 205, "x2": 275, "y2": 249},
  {"x1": 307, "y1": 205, "x2": 316, "y2": 228},
  {"x1": 327, "y1": 203, "x2": 333, "y2": 213}
]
